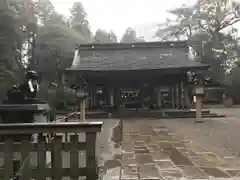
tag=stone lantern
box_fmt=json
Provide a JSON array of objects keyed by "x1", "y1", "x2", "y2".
[
  {"x1": 71, "y1": 82, "x2": 88, "y2": 121},
  {"x1": 193, "y1": 81, "x2": 204, "y2": 123}
]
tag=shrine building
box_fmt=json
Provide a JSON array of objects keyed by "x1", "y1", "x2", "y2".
[{"x1": 64, "y1": 41, "x2": 209, "y2": 110}]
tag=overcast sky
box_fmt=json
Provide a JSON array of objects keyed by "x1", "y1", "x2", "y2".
[
  {"x1": 51, "y1": 0, "x2": 240, "y2": 39},
  {"x1": 51, "y1": 0, "x2": 197, "y2": 37}
]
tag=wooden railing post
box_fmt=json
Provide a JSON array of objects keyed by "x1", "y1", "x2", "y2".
[
  {"x1": 36, "y1": 134, "x2": 46, "y2": 180},
  {"x1": 12, "y1": 160, "x2": 20, "y2": 180},
  {"x1": 86, "y1": 132, "x2": 97, "y2": 180},
  {"x1": 4, "y1": 138, "x2": 14, "y2": 180},
  {"x1": 52, "y1": 136, "x2": 62, "y2": 180},
  {"x1": 70, "y1": 135, "x2": 79, "y2": 179},
  {"x1": 20, "y1": 139, "x2": 31, "y2": 180}
]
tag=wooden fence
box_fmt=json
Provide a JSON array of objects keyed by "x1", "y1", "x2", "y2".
[{"x1": 0, "y1": 122, "x2": 103, "y2": 180}]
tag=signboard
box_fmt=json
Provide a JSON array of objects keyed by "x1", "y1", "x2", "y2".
[{"x1": 160, "y1": 87, "x2": 170, "y2": 92}]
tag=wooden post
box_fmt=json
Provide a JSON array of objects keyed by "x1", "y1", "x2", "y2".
[
  {"x1": 83, "y1": 99, "x2": 86, "y2": 121},
  {"x1": 52, "y1": 136, "x2": 62, "y2": 180},
  {"x1": 80, "y1": 99, "x2": 86, "y2": 122},
  {"x1": 70, "y1": 135, "x2": 79, "y2": 179},
  {"x1": 194, "y1": 85, "x2": 204, "y2": 123},
  {"x1": 157, "y1": 87, "x2": 162, "y2": 108},
  {"x1": 195, "y1": 95, "x2": 203, "y2": 123},
  {"x1": 110, "y1": 88, "x2": 114, "y2": 107},
  {"x1": 4, "y1": 138, "x2": 14, "y2": 180},
  {"x1": 184, "y1": 86, "x2": 190, "y2": 108},
  {"x1": 13, "y1": 160, "x2": 20, "y2": 180},
  {"x1": 175, "y1": 84, "x2": 179, "y2": 109},
  {"x1": 93, "y1": 89, "x2": 96, "y2": 108},
  {"x1": 171, "y1": 87, "x2": 175, "y2": 108},
  {"x1": 86, "y1": 132, "x2": 97, "y2": 180},
  {"x1": 180, "y1": 81, "x2": 185, "y2": 109}
]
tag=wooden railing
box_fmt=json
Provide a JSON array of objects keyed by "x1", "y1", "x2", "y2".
[{"x1": 0, "y1": 122, "x2": 103, "y2": 180}]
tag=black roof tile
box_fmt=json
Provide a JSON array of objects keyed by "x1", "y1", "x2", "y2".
[{"x1": 66, "y1": 41, "x2": 208, "y2": 71}]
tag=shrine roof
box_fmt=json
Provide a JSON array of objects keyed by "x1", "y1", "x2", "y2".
[{"x1": 65, "y1": 41, "x2": 209, "y2": 72}]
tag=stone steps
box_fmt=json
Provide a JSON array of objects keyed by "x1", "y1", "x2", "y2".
[{"x1": 114, "y1": 109, "x2": 225, "y2": 119}]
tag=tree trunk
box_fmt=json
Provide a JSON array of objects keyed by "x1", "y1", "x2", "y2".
[
  {"x1": 0, "y1": 44, "x2": 4, "y2": 82},
  {"x1": 0, "y1": 59, "x2": 4, "y2": 82}
]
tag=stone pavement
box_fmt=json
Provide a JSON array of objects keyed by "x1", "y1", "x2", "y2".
[{"x1": 120, "y1": 119, "x2": 240, "y2": 180}]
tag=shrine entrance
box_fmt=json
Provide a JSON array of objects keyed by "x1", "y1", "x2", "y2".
[
  {"x1": 65, "y1": 41, "x2": 209, "y2": 111},
  {"x1": 120, "y1": 88, "x2": 140, "y2": 109}
]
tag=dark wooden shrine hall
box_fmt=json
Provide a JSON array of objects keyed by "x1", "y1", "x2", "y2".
[{"x1": 64, "y1": 41, "x2": 209, "y2": 110}]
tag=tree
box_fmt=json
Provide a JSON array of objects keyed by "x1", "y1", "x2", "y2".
[
  {"x1": 34, "y1": 23, "x2": 87, "y2": 84},
  {"x1": 108, "y1": 31, "x2": 118, "y2": 43},
  {"x1": 35, "y1": 0, "x2": 55, "y2": 25},
  {"x1": 156, "y1": 5, "x2": 197, "y2": 41},
  {"x1": 94, "y1": 29, "x2": 118, "y2": 43},
  {"x1": 0, "y1": 0, "x2": 92, "y2": 101},
  {"x1": 70, "y1": 2, "x2": 92, "y2": 40},
  {"x1": 0, "y1": 0, "x2": 38, "y2": 73},
  {"x1": 0, "y1": 0, "x2": 33, "y2": 99},
  {"x1": 156, "y1": 0, "x2": 240, "y2": 83},
  {"x1": 121, "y1": 28, "x2": 144, "y2": 43}
]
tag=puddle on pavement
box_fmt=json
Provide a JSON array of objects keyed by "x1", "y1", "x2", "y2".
[
  {"x1": 99, "y1": 120, "x2": 122, "y2": 180},
  {"x1": 158, "y1": 168, "x2": 183, "y2": 180},
  {"x1": 111, "y1": 121, "x2": 122, "y2": 148},
  {"x1": 99, "y1": 152, "x2": 121, "y2": 180},
  {"x1": 120, "y1": 123, "x2": 236, "y2": 179},
  {"x1": 178, "y1": 166, "x2": 208, "y2": 179},
  {"x1": 200, "y1": 167, "x2": 231, "y2": 178},
  {"x1": 155, "y1": 160, "x2": 176, "y2": 169},
  {"x1": 226, "y1": 169, "x2": 240, "y2": 177},
  {"x1": 157, "y1": 131, "x2": 194, "y2": 166},
  {"x1": 162, "y1": 146, "x2": 194, "y2": 166},
  {"x1": 138, "y1": 164, "x2": 161, "y2": 179},
  {"x1": 136, "y1": 154, "x2": 154, "y2": 164}
]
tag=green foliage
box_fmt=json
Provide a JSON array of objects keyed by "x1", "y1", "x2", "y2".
[
  {"x1": 0, "y1": 70, "x2": 19, "y2": 100},
  {"x1": 46, "y1": 86, "x2": 77, "y2": 110},
  {"x1": 70, "y1": 2, "x2": 92, "y2": 40},
  {"x1": 156, "y1": 0, "x2": 240, "y2": 84},
  {"x1": 34, "y1": 23, "x2": 88, "y2": 83}
]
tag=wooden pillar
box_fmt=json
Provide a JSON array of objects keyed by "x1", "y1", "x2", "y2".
[
  {"x1": 92, "y1": 88, "x2": 96, "y2": 108},
  {"x1": 90, "y1": 90, "x2": 93, "y2": 108},
  {"x1": 180, "y1": 81, "x2": 185, "y2": 109},
  {"x1": 62, "y1": 73, "x2": 65, "y2": 85},
  {"x1": 175, "y1": 84, "x2": 179, "y2": 109},
  {"x1": 0, "y1": 59, "x2": 4, "y2": 81},
  {"x1": 114, "y1": 88, "x2": 120, "y2": 109},
  {"x1": 171, "y1": 86, "x2": 175, "y2": 108},
  {"x1": 80, "y1": 99, "x2": 86, "y2": 121},
  {"x1": 86, "y1": 91, "x2": 89, "y2": 109},
  {"x1": 184, "y1": 85, "x2": 190, "y2": 108},
  {"x1": 157, "y1": 87, "x2": 162, "y2": 108},
  {"x1": 110, "y1": 88, "x2": 114, "y2": 107}
]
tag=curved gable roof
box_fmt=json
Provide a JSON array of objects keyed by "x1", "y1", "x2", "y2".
[{"x1": 66, "y1": 41, "x2": 208, "y2": 72}]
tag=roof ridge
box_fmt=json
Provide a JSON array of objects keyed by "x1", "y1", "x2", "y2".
[{"x1": 77, "y1": 41, "x2": 188, "y2": 51}]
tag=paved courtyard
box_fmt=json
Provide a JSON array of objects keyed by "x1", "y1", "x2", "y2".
[
  {"x1": 119, "y1": 109, "x2": 240, "y2": 180},
  {"x1": 3, "y1": 108, "x2": 240, "y2": 179}
]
